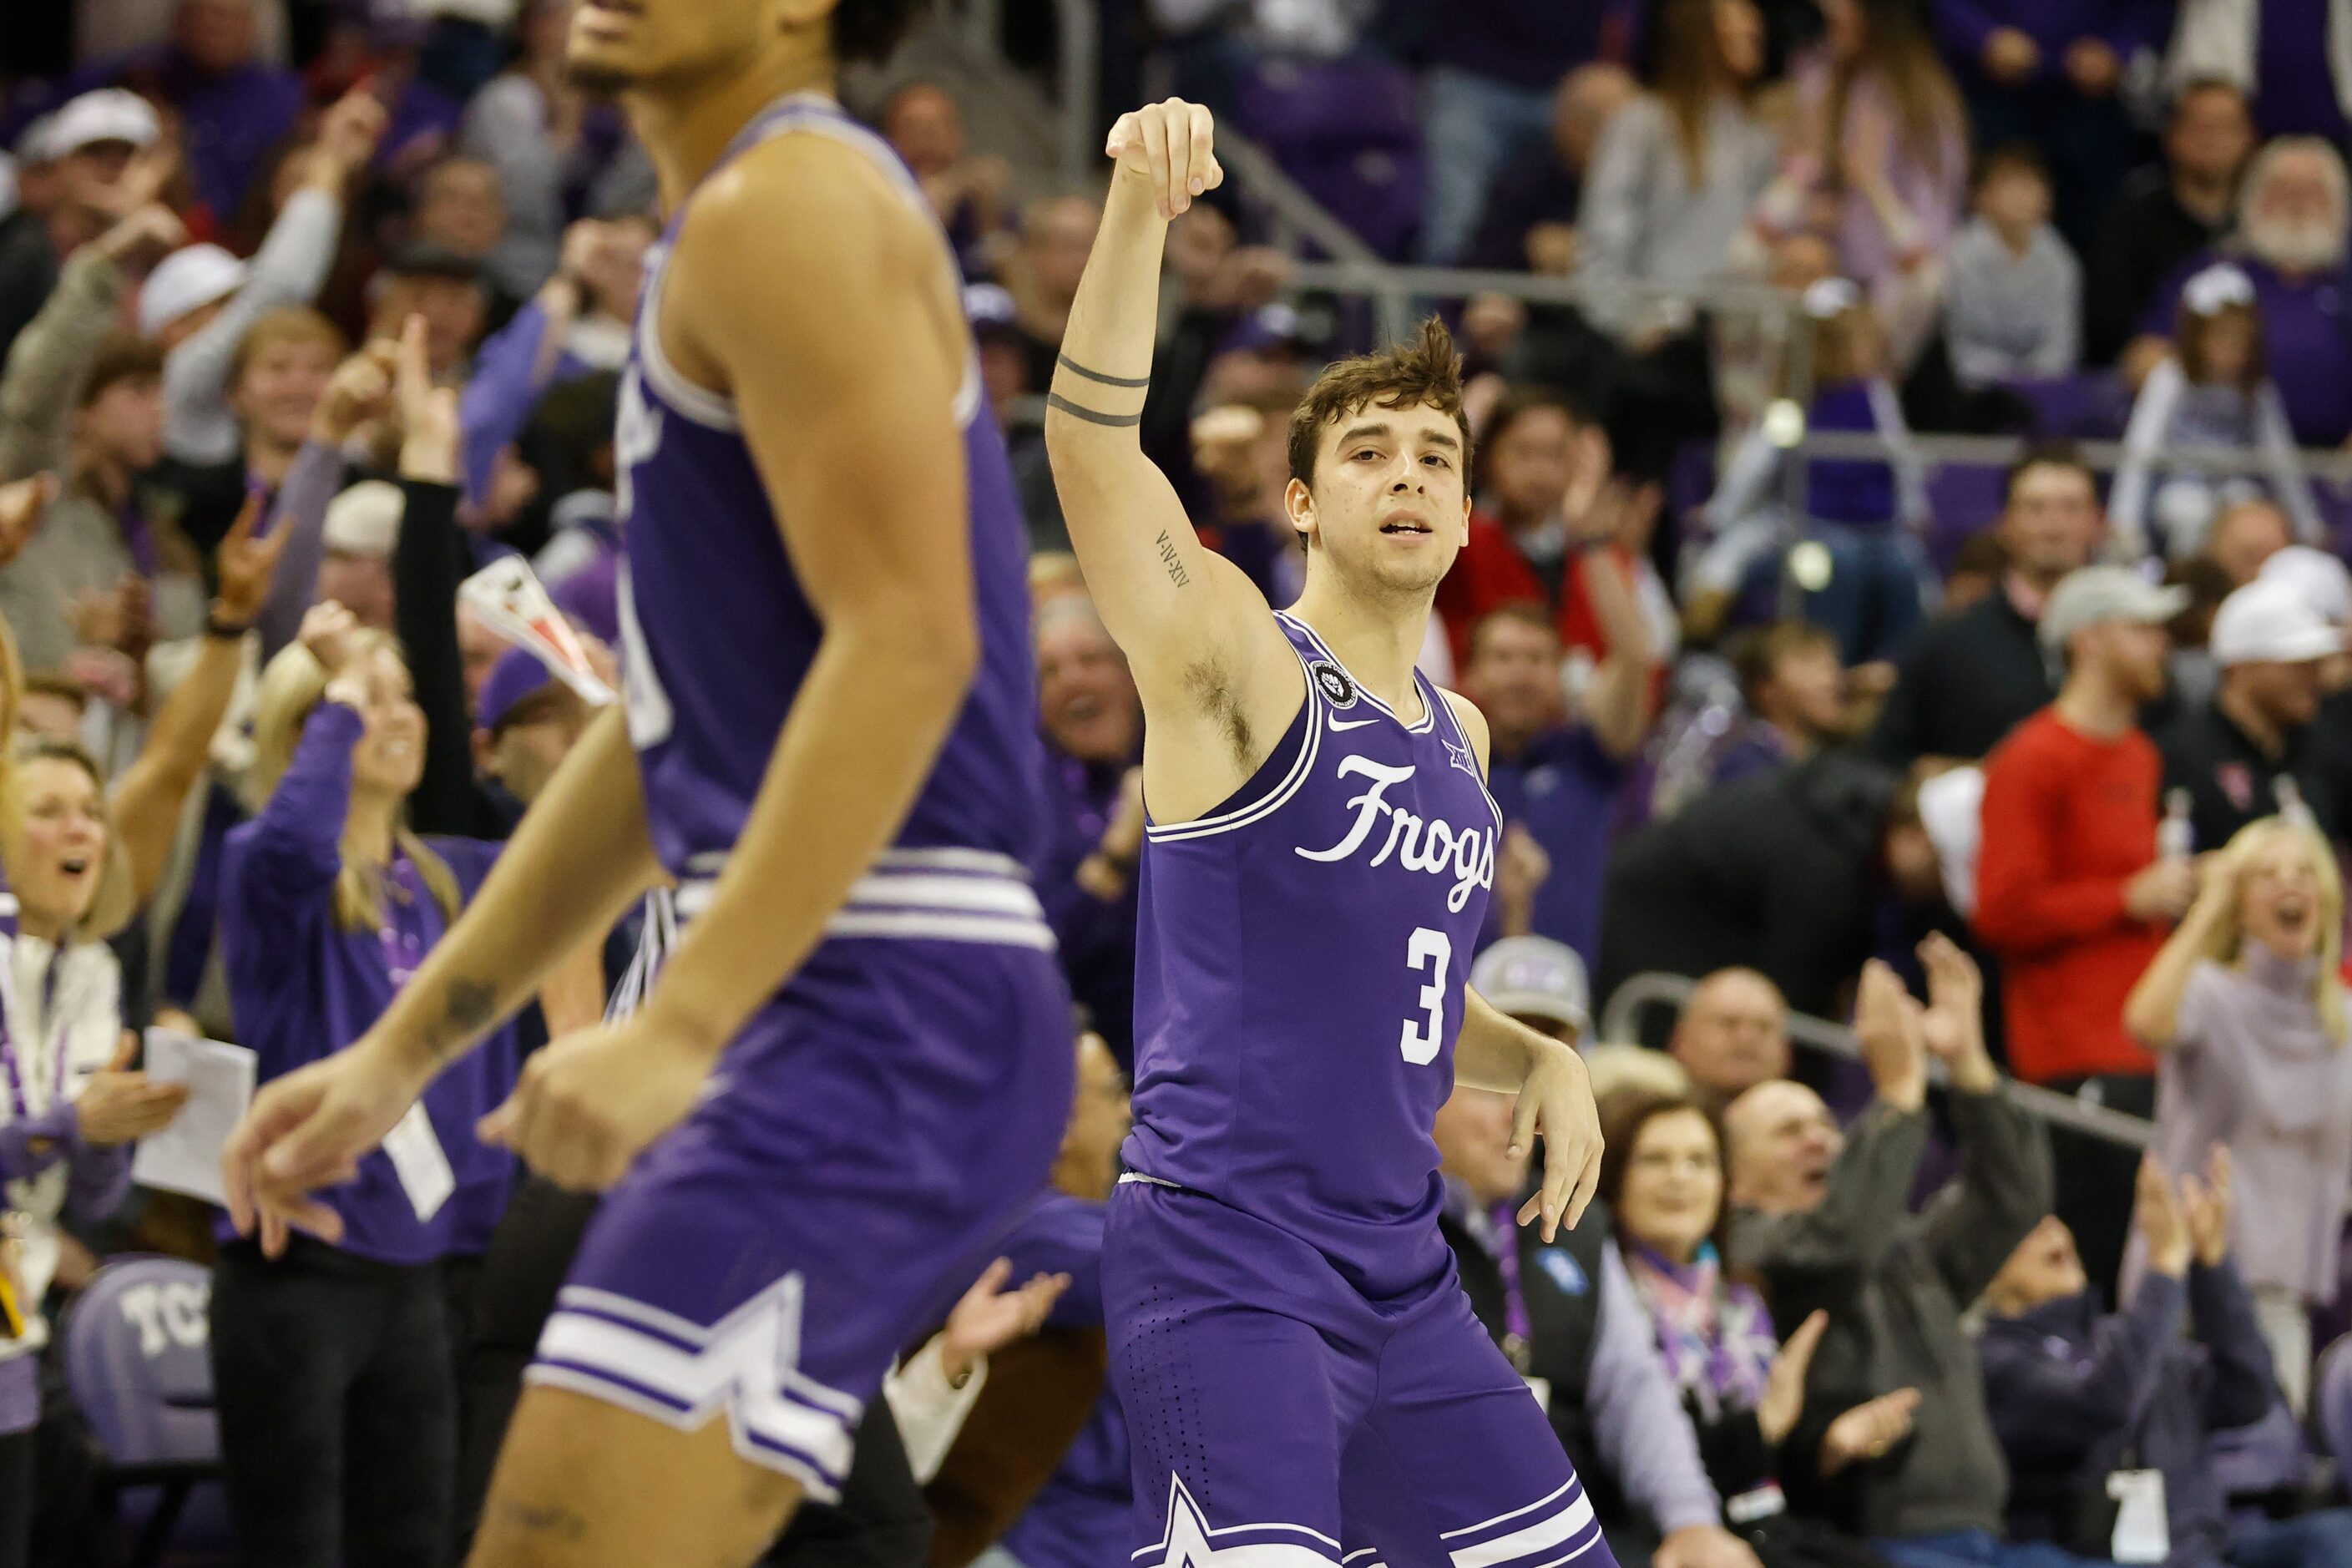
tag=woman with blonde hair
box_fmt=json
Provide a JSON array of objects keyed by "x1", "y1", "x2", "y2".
[
  {"x1": 0, "y1": 483, "x2": 288, "y2": 1568},
  {"x1": 211, "y1": 594, "x2": 524, "y2": 1566},
  {"x1": 2124, "y1": 815, "x2": 2352, "y2": 1412}
]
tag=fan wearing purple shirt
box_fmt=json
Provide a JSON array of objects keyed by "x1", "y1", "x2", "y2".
[
  {"x1": 213, "y1": 599, "x2": 525, "y2": 1567},
  {"x1": 2131, "y1": 138, "x2": 2352, "y2": 448},
  {"x1": 1457, "y1": 604, "x2": 1651, "y2": 968}
]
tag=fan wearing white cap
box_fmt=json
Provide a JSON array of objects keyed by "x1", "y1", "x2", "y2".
[
  {"x1": 144, "y1": 88, "x2": 383, "y2": 468},
  {"x1": 2155, "y1": 575, "x2": 2345, "y2": 851}
]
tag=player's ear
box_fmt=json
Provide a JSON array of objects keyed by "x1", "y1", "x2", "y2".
[{"x1": 1285, "y1": 476, "x2": 1316, "y2": 544}]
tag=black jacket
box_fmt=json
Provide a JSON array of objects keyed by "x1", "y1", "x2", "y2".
[
  {"x1": 1869, "y1": 594, "x2": 2051, "y2": 767},
  {"x1": 1597, "y1": 751, "x2": 1896, "y2": 1018}
]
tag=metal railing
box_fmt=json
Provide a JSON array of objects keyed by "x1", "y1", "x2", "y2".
[{"x1": 1600, "y1": 971, "x2": 2155, "y2": 1149}]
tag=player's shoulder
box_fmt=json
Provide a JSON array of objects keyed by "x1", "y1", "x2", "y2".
[
  {"x1": 682, "y1": 128, "x2": 933, "y2": 266},
  {"x1": 1439, "y1": 686, "x2": 1490, "y2": 768}
]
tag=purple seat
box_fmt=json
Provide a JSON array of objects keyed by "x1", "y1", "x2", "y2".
[
  {"x1": 2211, "y1": 1398, "x2": 2313, "y2": 1499},
  {"x1": 1923, "y1": 464, "x2": 2007, "y2": 569},
  {"x1": 60, "y1": 1256, "x2": 223, "y2": 1567},
  {"x1": 2317, "y1": 1334, "x2": 2352, "y2": 1493},
  {"x1": 1236, "y1": 56, "x2": 1424, "y2": 259}
]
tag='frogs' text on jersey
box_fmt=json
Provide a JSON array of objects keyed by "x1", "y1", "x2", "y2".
[
  {"x1": 609, "y1": 94, "x2": 1050, "y2": 904},
  {"x1": 1121, "y1": 612, "x2": 1502, "y2": 1300}
]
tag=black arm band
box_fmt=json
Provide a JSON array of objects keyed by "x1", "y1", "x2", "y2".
[
  {"x1": 1046, "y1": 393, "x2": 1144, "y2": 427},
  {"x1": 1056, "y1": 353, "x2": 1151, "y2": 389}
]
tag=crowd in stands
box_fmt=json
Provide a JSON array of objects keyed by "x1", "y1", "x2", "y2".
[{"x1": 17, "y1": 1, "x2": 2352, "y2": 1566}]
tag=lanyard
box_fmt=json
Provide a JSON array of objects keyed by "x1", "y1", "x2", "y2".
[
  {"x1": 1490, "y1": 1200, "x2": 1534, "y2": 1363},
  {"x1": 0, "y1": 949, "x2": 71, "y2": 1124},
  {"x1": 376, "y1": 856, "x2": 432, "y2": 990}
]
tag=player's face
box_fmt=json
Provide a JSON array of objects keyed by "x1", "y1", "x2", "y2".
[
  {"x1": 1292, "y1": 402, "x2": 1469, "y2": 602},
  {"x1": 1725, "y1": 1080, "x2": 1841, "y2": 1216},
  {"x1": 1432, "y1": 1085, "x2": 1529, "y2": 1207},
  {"x1": 568, "y1": 0, "x2": 793, "y2": 94},
  {"x1": 1615, "y1": 1110, "x2": 1724, "y2": 1267}
]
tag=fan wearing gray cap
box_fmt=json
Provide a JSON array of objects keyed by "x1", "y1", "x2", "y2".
[
  {"x1": 0, "y1": 88, "x2": 166, "y2": 370},
  {"x1": 2156, "y1": 574, "x2": 2346, "y2": 851},
  {"x1": 145, "y1": 89, "x2": 383, "y2": 468},
  {"x1": 1468, "y1": 936, "x2": 1591, "y2": 1044},
  {"x1": 1975, "y1": 563, "x2": 2191, "y2": 1298}
]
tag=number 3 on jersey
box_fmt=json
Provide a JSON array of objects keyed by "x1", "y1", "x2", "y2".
[{"x1": 1400, "y1": 927, "x2": 1451, "y2": 1065}]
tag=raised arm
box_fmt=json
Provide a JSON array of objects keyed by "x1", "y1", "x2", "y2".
[
  {"x1": 1044, "y1": 100, "x2": 1302, "y2": 820},
  {"x1": 1576, "y1": 489, "x2": 1662, "y2": 760},
  {"x1": 2124, "y1": 866, "x2": 2231, "y2": 1047},
  {"x1": 110, "y1": 495, "x2": 290, "y2": 902}
]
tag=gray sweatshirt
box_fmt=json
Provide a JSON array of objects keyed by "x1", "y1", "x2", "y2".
[
  {"x1": 0, "y1": 245, "x2": 132, "y2": 482},
  {"x1": 163, "y1": 185, "x2": 341, "y2": 466},
  {"x1": 1730, "y1": 1091, "x2": 2053, "y2": 1541},
  {"x1": 1943, "y1": 217, "x2": 2081, "y2": 387}
]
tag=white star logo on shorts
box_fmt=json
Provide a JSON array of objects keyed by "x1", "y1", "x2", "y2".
[{"x1": 1138, "y1": 1474, "x2": 1345, "y2": 1568}]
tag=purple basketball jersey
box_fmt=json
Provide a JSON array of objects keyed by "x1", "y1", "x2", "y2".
[
  {"x1": 1122, "y1": 612, "x2": 1501, "y2": 1299},
  {"x1": 613, "y1": 94, "x2": 1048, "y2": 883}
]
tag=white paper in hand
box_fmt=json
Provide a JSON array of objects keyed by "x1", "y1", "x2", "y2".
[
  {"x1": 130, "y1": 1029, "x2": 256, "y2": 1207},
  {"x1": 382, "y1": 1102, "x2": 455, "y2": 1222}
]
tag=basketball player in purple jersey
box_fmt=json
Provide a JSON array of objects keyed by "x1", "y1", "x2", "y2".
[
  {"x1": 1046, "y1": 100, "x2": 1616, "y2": 1568},
  {"x1": 219, "y1": 2, "x2": 1072, "y2": 1562}
]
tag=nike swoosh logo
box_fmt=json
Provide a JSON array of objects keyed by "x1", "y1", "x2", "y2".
[{"x1": 1328, "y1": 716, "x2": 1380, "y2": 731}]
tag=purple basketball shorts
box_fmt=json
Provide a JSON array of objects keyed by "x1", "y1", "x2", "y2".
[
  {"x1": 527, "y1": 938, "x2": 1072, "y2": 1501},
  {"x1": 1105, "y1": 1178, "x2": 1620, "y2": 1568}
]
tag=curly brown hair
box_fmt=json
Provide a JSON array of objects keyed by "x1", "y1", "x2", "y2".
[{"x1": 1285, "y1": 316, "x2": 1472, "y2": 488}]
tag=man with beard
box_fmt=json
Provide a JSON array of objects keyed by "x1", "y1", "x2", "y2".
[
  {"x1": 1975, "y1": 566, "x2": 2192, "y2": 1299},
  {"x1": 2132, "y1": 138, "x2": 2352, "y2": 447}
]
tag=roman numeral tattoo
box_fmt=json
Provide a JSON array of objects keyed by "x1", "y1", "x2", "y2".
[{"x1": 1156, "y1": 529, "x2": 1191, "y2": 588}]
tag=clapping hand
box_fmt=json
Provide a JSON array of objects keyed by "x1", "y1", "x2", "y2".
[
  {"x1": 938, "y1": 1257, "x2": 1073, "y2": 1387},
  {"x1": 1758, "y1": 1309, "x2": 1829, "y2": 1445},
  {"x1": 2182, "y1": 1144, "x2": 2233, "y2": 1270},
  {"x1": 1822, "y1": 1388, "x2": 1922, "y2": 1474},
  {"x1": 2136, "y1": 1153, "x2": 2193, "y2": 1278},
  {"x1": 1854, "y1": 959, "x2": 1928, "y2": 1113}
]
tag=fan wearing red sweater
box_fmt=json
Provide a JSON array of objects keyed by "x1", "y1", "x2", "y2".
[
  {"x1": 1975, "y1": 564, "x2": 2200, "y2": 1300},
  {"x1": 1434, "y1": 386, "x2": 1664, "y2": 679}
]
